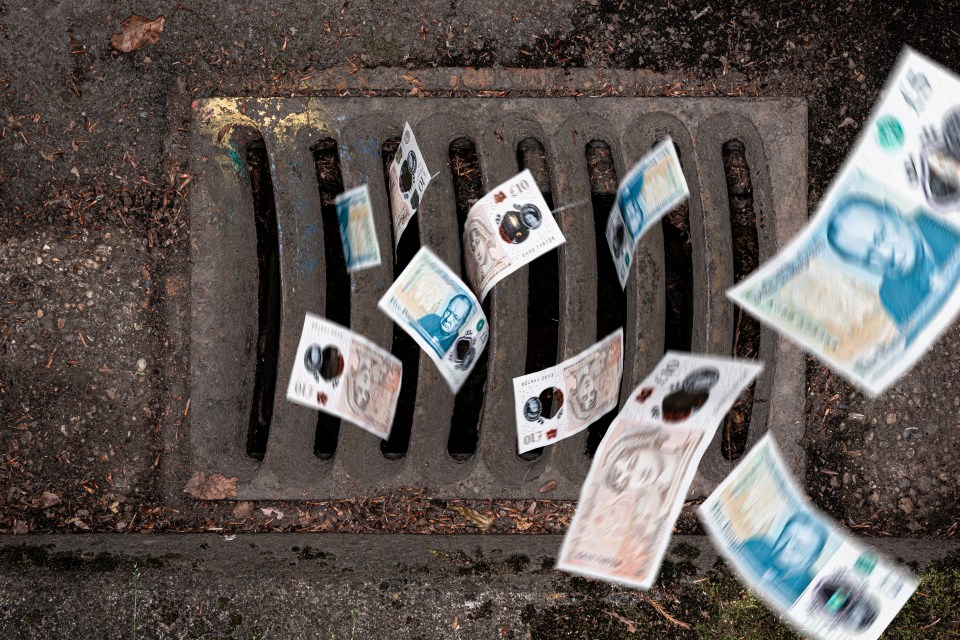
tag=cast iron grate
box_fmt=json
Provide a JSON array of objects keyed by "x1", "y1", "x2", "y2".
[{"x1": 190, "y1": 96, "x2": 807, "y2": 499}]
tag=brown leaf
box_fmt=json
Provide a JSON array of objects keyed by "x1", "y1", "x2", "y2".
[
  {"x1": 183, "y1": 471, "x2": 238, "y2": 500},
  {"x1": 110, "y1": 14, "x2": 166, "y2": 53},
  {"x1": 40, "y1": 491, "x2": 61, "y2": 508},
  {"x1": 449, "y1": 505, "x2": 493, "y2": 532},
  {"x1": 538, "y1": 479, "x2": 557, "y2": 494},
  {"x1": 232, "y1": 501, "x2": 254, "y2": 518}
]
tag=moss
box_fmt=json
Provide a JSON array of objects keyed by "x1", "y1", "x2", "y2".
[
  {"x1": 296, "y1": 546, "x2": 334, "y2": 561},
  {"x1": 0, "y1": 545, "x2": 174, "y2": 573},
  {"x1": 506, "y1": 554, "x2": 530, "y2": 573}
]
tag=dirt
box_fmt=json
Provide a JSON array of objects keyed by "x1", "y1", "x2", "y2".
[{"x1": 1, "y1": 1, "x2": 960, "y2": 541}]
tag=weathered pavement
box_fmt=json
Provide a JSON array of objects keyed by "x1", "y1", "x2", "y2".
[{"x1": 1, "y1": 534, "x2": 956, "y2": 639}]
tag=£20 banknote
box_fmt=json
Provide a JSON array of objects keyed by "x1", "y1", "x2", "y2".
[
  {"x1": 286, "y1": 314, "x2": 402, "y2": 439},
  {"x1": 700, "y1": 434, "x2": 917, "y2": 640},
  {"x1": 558, "y1": 353, "x2": 762, "y2": 589},
  {"x1": 378, "y1": 247, "x2": 489, "y2": 393},
  {"x1": 513, "y1": 329, "x2": 623, "y2": 454}
]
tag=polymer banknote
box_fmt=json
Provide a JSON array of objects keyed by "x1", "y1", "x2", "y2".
[
  {"x1": 463, "y1": 169, "x2": 565, "y2": 300},
  {"x1": 605, "y1": 137, "x2": 689, "y2": 288},
  {"x1": 335, "y1": 184, "x2": 382, "y2": 272},
  {"x1": 286, "y1": 314, "x2": 402, "y2": 439},
  {"x1": 558, "y1": 353, "x2": 762, "y2": 589},
  {"x1": 513, "y1": 329, "x2": 623, "y2": 454},
  {"x1": 378, "y1": 247, "x2": 489, "y2": 393},
  {"x1": 728, "y1": 49, "x2": 960, "y2": 395},
  {"x1": 700, "y1": 435, "x2": 917, "y2": 640},
  {"x1": 388, "y1": 122, "x2": 432, "y2": 248}
]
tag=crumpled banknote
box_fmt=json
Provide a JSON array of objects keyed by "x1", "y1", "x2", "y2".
[
  {"x1": 558, "y1": 353, "x2": 762, "y2": 589},
  {"x1": 378, "y1": 247, "x2": 489, "y2": 393},
  {"x1": 700, "y1": 434, "x2": 917, "y2": 640},
  {"x1": 286, "y1": 313, "x2": 402, "y2": 439}
]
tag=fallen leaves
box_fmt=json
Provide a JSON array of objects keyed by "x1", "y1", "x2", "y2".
[
  {"x1": 110, "y1": 14, "x2": 166, "y2": 53},
  {"x1": 183, "y1": 471, "x2": 238, "y2": 500},
  {"x1": 449, "y1": 505, "x2": 493, "y2": 532},
  {"x1": 40, "y1": 491, "x2": 61, "y2": 508}
]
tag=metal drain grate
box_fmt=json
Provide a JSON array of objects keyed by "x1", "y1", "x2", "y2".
[{"x1": 190, "y1": 95, "x2": 808, "y2": 500}]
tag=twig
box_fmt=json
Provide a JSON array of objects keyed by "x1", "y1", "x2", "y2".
[{"x1": 642, "y1": 595, "x2": 691, "y2": 629}]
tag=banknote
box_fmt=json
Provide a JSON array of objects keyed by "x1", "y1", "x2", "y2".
[
  {"x1": 558, "y1": 353, "x2": 762, "y2": 589},
  {"x1": 286, "y1": 313, "x2": 402, "y2": 439},
  {"x1": 699, "y1": 435, "x2": 917, "y2": 640},
  {"x1": 513, "y1": 329, "x2": 623, "y2": 454},
  {"x1": 606, "y1": 137, "x2": 689, "y2": 288},
  {"x1": 463, "y1": 169, "x2": 565, "y2": 300},
  {"x1": 378, "y1": 247, "x2": 489, "y2": 393},
  {"x1": 388, "y1": 122, "x2": 432, "y2": 248},
  {"x1": 335, "y1": 184, "x2": 382, "y2": 272},
  {"x1": 729, "y1": 49, "x2": 960, "y2": 395}
]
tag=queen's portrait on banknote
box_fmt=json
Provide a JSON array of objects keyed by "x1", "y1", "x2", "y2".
[{"x1": 464, "y1": 217, "x2": 508, "y2": 294}]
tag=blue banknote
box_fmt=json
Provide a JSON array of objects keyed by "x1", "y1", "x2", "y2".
[{"x1": 335, "y1": 184, "x2": 382, "y2": 272}]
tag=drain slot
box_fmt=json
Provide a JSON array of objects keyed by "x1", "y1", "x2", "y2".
[
  {"x1": 245, "y1": 135, "x2": 282, "y2": 461},
  {"x1": 662, "y1": 143, "x2": 694, "y2": 353},
  {"x1": 585, "y1": 140, "x2": 624, "y2": 456},
  {"x1": 312, "y1": 138, "x2": 347, "y2": 460},
  {"x1": 449, "y1": 137, "x2": 485, "y2": 461},
  {"x1": 517, "y1": 138, "x2": 559, "y2": 461},
  {"x1": 381, "y1": 137, "x2": 420, "y2": 459},
  {"x1": 721, "y1": 139, "x2": 761, "y2": 460}
]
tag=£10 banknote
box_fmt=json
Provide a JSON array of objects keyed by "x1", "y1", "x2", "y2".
[
  {"x1": 286, "y1": 314, "x2": 402, "y2": 439},
  {"x1": 558, "y1": 353, "x2": 762, "y2": 589},
  {"x1": 700, "y1": 435, "x2": 917, "y2": 640},
  {"x1": 728, "y1": 48, "x2": 960, "y2": 395},
  {"x1": 335, "y1": 184, "x2": 382, "y2": 272},
  {"x1": 378, "y1": 247, "x2": 489, "y2": 393},
  {"x1": 513, "y1": 329, "x2": 623, "y2": 454},
  {"x1": 606, "y1": 137, "x2": 689, "y2": 288},
  {"x1": 388, "y1": 122, "x2": 432, "y2": 248},
  {"x1": 463, "y1": 169, "x2": 566, "y2": 300}
]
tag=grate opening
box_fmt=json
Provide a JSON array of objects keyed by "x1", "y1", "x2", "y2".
[
  {"x1": 585, "y1": 139, "x2": 625, "y2": 456},
  {"x1": 517, "y1": 137, "x2": 559, "y2": 462},
  {"x1": 662, "y1": 144, "x2": 694, "y2": 354},
  {"x1": 312, "y1": 138, "x2": 347, "y2": 460},
  {"x1": 448, "y1": 137, "x2": 486, "y2": 461},
  {"x1": 245, "y1": 135, "x2": 282, "y2": 461},
  {"x1": 721, "y1": 139, "x2": 761, "y2": 461},
  {"x1": 380, "y1": 137, "x2": 420, "y2": 460}
]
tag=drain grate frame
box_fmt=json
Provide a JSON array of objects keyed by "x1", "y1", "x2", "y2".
[{"x1": 190, "y1": 95, "x2": 807, "y2": 500}]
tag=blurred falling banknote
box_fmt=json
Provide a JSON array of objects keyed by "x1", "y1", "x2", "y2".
[
  {"x1": 388, "y1": 122, "x2": 432, "y2": 248},
  {"x1": 378, "y1": 247, "x2": 489, "y2": 393},
  {"x1": 513, "y1": 329, "x2": 623, "y2": 454},
  {"x1": 700, "y1": 435, "x2": 917, "y2": 640},
  {"x1": 463, "y1": 169, "x2": 565, "y2": 300},
  {"x1": 558, "y1": 353, "x2": 762, "y2": 589},
  {"x1": 606, "y1": 137, "x2": 689, "y2": 288},
  {"x1": 729, "y1": 49, "x2": 960, "y2": 395},
  {"x1": 286, "y1": 314, "x2": 402, "y2": 439},
  {"x1": 335, "y1": 184, "x2": 382, "y2": 272}
]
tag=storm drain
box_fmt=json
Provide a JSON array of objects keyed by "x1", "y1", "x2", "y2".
[{"x1": 189, "y1": 95, "x2": 808, "y2": 500}]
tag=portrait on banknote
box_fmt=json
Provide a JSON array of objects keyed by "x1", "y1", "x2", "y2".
[
  {"x1": 729, "y1": 169, "x2": 960, "y2": 394},
  {"x1": 378, "y1": 247, "x2": 489, "y2": 392},
  {"x1": 700, "y1": 435, "x2": 917, "y2": 640},
  {"x1": 464, "y1": 217, "x2": 509, "y2": 297},
  {"x1": 286, "y1": 314, "x2": 402, "y2": 439},
  {"x1": 388, "y1": 122, "x2": 432, "y2": 247}
]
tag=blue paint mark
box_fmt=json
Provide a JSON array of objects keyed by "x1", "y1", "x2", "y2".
[
  {"x1": 303, "y1": 223, "x2": 319, "y2": 237},
  {"x1": 303, "y1": 257, "x2": 318, "y2": 273}
]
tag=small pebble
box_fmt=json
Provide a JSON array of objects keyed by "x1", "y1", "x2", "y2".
[
  {"x1": 57, "y1": 318, "x2": 65, "y2": 330},
  {"x1": 136, "y1": 358, "x2": 147, "y2": 372},
  {"x1": 885, "y1": 412, "x2": 897, "y2": 424},
  {"x1": 36, "y1": 309, "x2": 43, "y2": 318}
]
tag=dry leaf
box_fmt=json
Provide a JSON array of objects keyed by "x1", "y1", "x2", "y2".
[
  {"x1": 449, "y1": 506, "x2": 493, "y2": 532},
  {"x1": 538, "y1": 479, "x2": 558, "y2": 494},
  {"x1": 183, "y1": 471, "x2": 238, "y2": 500},
  {"x1": 260, "y1": 507, "x2": 284, "y2": 520},
  {"x1": 40, "y1": 491, "x2": 61, "y2": 508},
  {"x1": 232, "y1": 501, "x2": 254, "y2": 518},
  {"x1": 110, "y1": 14, "x2": 166, "y2": 53}
]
